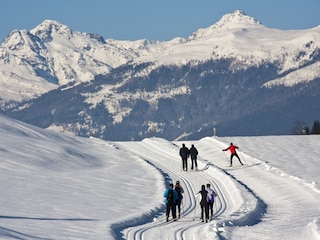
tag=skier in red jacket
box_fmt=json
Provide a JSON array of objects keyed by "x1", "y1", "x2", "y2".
[{"x1": 223, "y1": 143, "x2": 243, "y2": 167}]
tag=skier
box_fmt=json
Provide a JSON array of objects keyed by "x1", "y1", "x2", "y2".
[
  {"x1": 179, "y1": 143, "x2": 189, "y2": 171},
  {"x1": 206, "y1": 183, "x2": 217, "y2": 219},
  {"x1": 189, "y1": 144, "x2": 198, "y2": 170},
  {"x1": 163, "y1": 183, "x2": 179, "y2": 222},
  {"x1": 175, "y1": 180, "x2": 184, "y2": 219},
  {"x1": 198, "y1": 185, "x2": 210, "y2": 222},
  {"x1": 222, "y1": 142, "x2": 243, "y2": 167}
]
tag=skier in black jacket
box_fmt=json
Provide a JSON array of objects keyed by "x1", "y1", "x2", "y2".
[
  {"x1": 189, "y1": 144, "x2": 198, "y2": 171},
  {"x1": 175, "y1": 180, "x2": 184, "y2": 219},
  {"x1": 179, "y1": 144, "x2": 189, "y2": 171},
  {"x1": 198, "y1": 184, "x2": 210, "y2": 223}
]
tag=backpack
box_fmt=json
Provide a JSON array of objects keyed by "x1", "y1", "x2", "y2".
[
  {"x1": 167, "y1": 189, "x2": 174, "y2": 203},
  {"x1": 207, "y1": 192, "x2": 213, "y2": 202},
  {"x1": 175, "y1": 186, "x2": 183, "y2": 200},
  {"x1": 207, "y1": 189, "x2": 217, "y2": 203}
]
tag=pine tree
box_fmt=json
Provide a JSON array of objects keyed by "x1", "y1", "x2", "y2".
[{"x1": 311, "y1": 120, "x2": 320, "y2": 134}]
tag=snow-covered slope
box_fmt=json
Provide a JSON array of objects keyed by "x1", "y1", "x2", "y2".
[
  {"x1": 1, "y1": 10, "x2": 320, "y2": 103},
  {"x1": 1, "y1": 114, "x2": 320, "y2": 239}
]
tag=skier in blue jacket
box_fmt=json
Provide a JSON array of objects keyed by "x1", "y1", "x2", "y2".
[{"x1": 163, "y1": 183, "x2": 179, "y2": 222}]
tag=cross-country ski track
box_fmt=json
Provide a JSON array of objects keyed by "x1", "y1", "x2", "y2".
[
  {"x1": 1, "y1": 115, "x2": 320, "y2": 239},
  {"x1": 114, "y1": 137, "x2": 320, "y2": 240}
]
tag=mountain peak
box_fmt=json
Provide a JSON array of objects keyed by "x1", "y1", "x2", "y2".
[
  {"x1": 187, "y1": 10, "x2": 261, "y2": 40},
  {"x1": 30, "y1": 20, "x2": 73, "y2": 42},
  {"x1": 214, "y1": 10, "x2": 261, "y2": 29},
  {"x1": 32, "y1": 19, "x2": 70, "y2": 32}
]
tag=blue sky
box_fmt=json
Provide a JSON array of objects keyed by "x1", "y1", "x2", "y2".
[{"x1": 1, "y1": 0, "x2": 319, "y2": 43}]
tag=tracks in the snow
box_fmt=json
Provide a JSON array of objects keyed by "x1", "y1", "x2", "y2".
[
  {"x1": 111, "y1": 137, "x2": 320, "y2": 239},
  {"x1": 113, "y1": 138, "x2": 234, "y2": 240}
]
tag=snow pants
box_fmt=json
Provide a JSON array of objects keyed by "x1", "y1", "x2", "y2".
[
  {"x1": 182, "y1": 157, "x2": 188, "y2": 170},
  {"x1": 230, "y1": 153, "x2": 242, "y2": 165},
  {"x1": 208, "y1": 201, "x2": 214, "y2": 216},
  {"x1": 191, "y1": 157, "x2": 198, "y2": 169},
  {"x1": 176, "y1": 198, "x2": 182, "y2": 216},
  {"x1": 166, "y1": 202, "x2": 177, "y2": 220},
  {"x1": 200, "y1": 202, "x2": 209, "y2": 221}
]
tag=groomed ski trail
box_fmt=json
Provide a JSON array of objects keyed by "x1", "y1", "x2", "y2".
[{"x1": 114, "y1": 137, "x2": 259, "y2": 240}]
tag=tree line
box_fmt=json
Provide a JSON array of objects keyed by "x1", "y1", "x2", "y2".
[{"x1": 292, "y1": 120, "x2": 320, "y2": 135}]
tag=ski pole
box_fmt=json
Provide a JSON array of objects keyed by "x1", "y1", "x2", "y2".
[
  {"x1": 239, "y1": 151, "x2": 247, "y2": 164},
  {"x1": 192, "y1": 203, "x2": 197, "y2": 220},
  {"x1": 177, "y1": 199, "x2": 184, "y2": 219},
  {"x1": 222, "y1": 151, "x2": 230, "y2": 165},
  {"x1": 181, "y1": 199, "x2": 184, "y2": 217}
]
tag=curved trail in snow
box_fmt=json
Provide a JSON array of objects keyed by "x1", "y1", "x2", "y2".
[
  {"x1": 115, "y1": 137, "x2": 320, "y2": 240},
  {"x1": 114, "y1": 138, "x2": 260, "y2": 240},
  {"x1": 113, "y1": 137, "x2": 320, "y2": 239}
]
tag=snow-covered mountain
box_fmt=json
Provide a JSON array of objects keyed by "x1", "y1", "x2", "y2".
[
  {"x1": 1, "y1": 10, "x2": 320, "y2": 103},
  {"x1": 0, "y1": 20, "x2": 137, "y2": 102},
  {"x1": 1, "y1": 10, "x2": 320, "y2": 140}
]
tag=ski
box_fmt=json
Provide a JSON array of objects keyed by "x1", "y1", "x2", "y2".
[
  {"x1": 225, "y1": 162, "x2": 262, "y2": 170},
  {"x1": 225, "y1": 165, "x2": 242, "y2": 169}
]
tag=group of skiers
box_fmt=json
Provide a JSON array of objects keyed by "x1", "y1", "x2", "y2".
[
  {"x1": 163, "y1": 181, "x2": 217, "y2": 223},
  {"x1": 180, "y1": 142, "x2": 243, "y2": 170},
  {"x1": 198, "y1": 183, "x2": 217, "y2": 222},
  {"x1": 163, "y1": 180, "x2": 184, "y2": 222},
  {"x1": 163, "y1": 142, "x2": 243, "y2": 222},
  {"x1": 179, "y1": 143, "x2": 199, "y2": 171}
]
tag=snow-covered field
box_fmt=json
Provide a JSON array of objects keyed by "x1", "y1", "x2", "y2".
[{"x1": 1, "y1": 114, "x2": 319, "y2": 240}]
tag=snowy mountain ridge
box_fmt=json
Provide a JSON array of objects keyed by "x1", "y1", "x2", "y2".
[
  {"x1": 1, "y1": 10, "x2": 320, "y2": 103},
  {"x1": 1, "y1": 10, "x2": 320, "y2": 140}
]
